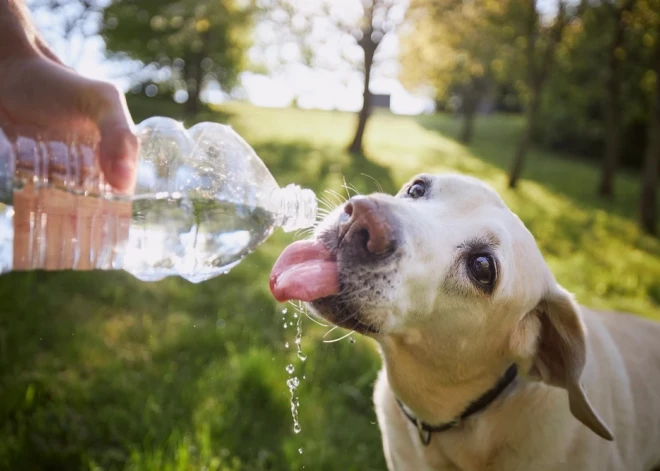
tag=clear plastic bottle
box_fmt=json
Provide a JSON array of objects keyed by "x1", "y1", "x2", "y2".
[{"x1": 0, "y1": 117, "x2": 317, "y2": 283}]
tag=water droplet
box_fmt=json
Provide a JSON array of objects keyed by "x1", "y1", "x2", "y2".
[
  {"x1": 294, "y1": 312, "x2": 307, "y2": 361},
  {"x1": 298, "y1": 448, "x2": 303, "y2": 454},
  {"x1": 293, "y1": 312, "x2": 298, "y2": 318},
  {"x1": 287, "y1": 375, "x2": 302, "y2": 434},
  {"x1": 286, "y1": 364, "x2": 295, "y2": 374},
  {"x1": 282, "y1": 308, "x2": 288, "y2": 314},
  {"x1": 216, "y1": 319, "x2": 226, "y2": 329},
  {"x1": 285, "y1": 342, "x2": 289, "y2": 349},
  {"x1": 289, "y1": 322, "x2": 293, "y2": 326},
  {"x1": 303, "y1": 375, "x2": 306, "y2": 379},
  {"x1": 283, "y1": 323, "x2": 288, "y2": 329},
  {"x1": 349, "y1": 337, "x2": 356, "y2": 344}
]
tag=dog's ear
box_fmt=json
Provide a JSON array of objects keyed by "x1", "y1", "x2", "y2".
[{"x1": 529, "y1": 285, "x2": 614, "y2": 441}]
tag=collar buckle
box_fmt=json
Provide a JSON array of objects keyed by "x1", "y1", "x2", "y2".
[{"x1": 415, "y1": 419, "x2": 432, "y2": 446}]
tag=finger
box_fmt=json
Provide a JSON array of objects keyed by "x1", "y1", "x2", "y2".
[
  {"x1": 88, "y1": 83, "x2": 139, "y2": 193},
  {"x1": 34, "y1": 36, "x2": 68, "y2": 67}
]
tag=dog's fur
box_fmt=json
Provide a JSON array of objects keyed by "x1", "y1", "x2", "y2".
[{"x1": 308, "y1": 174, "x2": 660, "y2": 471}]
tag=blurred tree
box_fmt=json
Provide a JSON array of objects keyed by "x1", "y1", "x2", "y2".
[
  {"x1": 598, "y1": 0, "x2": 636, "y2": 198},
  {"x1": 640, "y1": 40, "x2": 659, "y2": 235},
  {"x1": 637, "y1": 0, "x2": 660, "y2": 234},
  {"x1": 508, "y1": 0, "x2": 570, "y2": 188},
  {"x1": 401, "y1": 0, "x2": 516, "y2": 144},
  {"x1": 348, "y1": 0, "x2": 400, "y2": 155},
  {"x1": 27, "y1": 0, "x2": 105, "y2": 67},
  {"x1": 257, "y1": 0, "x2": 403, "y2": 156},
  {"x1": 101, "y1": 0, "x2": 253, "y2": 116}
]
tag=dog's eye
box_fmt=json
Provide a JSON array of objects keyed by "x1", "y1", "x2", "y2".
[
  {"x1": 468, "y1": 254, "x2": 495, "y2": 287},
  {"x1": 407, "y1": 181, "x2": 426, "y2": 199}
]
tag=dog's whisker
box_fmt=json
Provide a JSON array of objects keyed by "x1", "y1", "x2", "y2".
[
  {"x1": 322, "y1": 329, "x2": 354, "y2": 343},
  {"x1": 325, "y1": 189, "x2": 347, "y2": 205},
  {"x1": 343, "y1": 179, "x2": 362, "y2": 197},
  {"x1": 322, "y1": 325, "x2": 340, "y2": 338},
  {"x1": 342, "y1": 176, "x2": 352, "y2": 200},
  {"x1": 305, "y1": 310, "x2": 329, "y2": 327},
  {"x1": 317, "y1": 196, "x2": 336, "y2": 211},
  {"x1": 292, "y1": 300, "x2": 330, "y2": 327},
  {"x1": 360, "y1": 173, "x2": 383, "y2": 193}
]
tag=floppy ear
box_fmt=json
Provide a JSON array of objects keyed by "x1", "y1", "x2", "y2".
[{"x1": 530, "y1": 286, "x2": 614, "y2": 441}]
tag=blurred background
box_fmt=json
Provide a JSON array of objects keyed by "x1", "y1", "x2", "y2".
[{"x1": 1, "y1": 0, "x2": 659, "y2": 469}]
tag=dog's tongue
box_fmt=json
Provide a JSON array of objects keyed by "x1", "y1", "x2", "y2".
[{"x1": 270, "y1": 240, "x2": 340, "y2": 302}]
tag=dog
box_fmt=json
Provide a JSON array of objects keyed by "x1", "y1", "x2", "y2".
[{"x1": 269, "y1": 173, "x2": 660, "y2": 471}]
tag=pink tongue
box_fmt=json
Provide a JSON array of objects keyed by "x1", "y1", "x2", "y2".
[{"x1": 270, "y1": 240, "x2": 340, "y2": 302}]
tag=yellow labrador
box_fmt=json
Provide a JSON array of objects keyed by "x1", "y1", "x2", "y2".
[{"x1": 270, "y1": 173, "x2": 660, "y2": 471}]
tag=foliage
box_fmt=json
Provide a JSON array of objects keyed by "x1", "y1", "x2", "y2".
[
  {"x1": 535, "y1": 0, "x2": 660, "y2": 170},
  {"x1": 1, "y1": 101, "x2": 659, "y2": 470},
  {"x1": 400, "y1": 0, "x2": 517, "y2": 104},
  {"x1": 101, "y1": 0, "x2": 253, "y2": 111}
]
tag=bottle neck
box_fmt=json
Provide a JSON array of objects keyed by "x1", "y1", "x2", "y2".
[{"x1": 276, "y1": 184, "x2": 317, "y2": 232}]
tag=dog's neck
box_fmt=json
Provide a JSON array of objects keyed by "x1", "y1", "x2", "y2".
[{"x1": 378, "y1": 334, "x2": 518, "y2": 424}]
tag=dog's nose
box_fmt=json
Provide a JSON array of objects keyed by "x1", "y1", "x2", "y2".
[{"x1": 339, "y1": 196, "x2": 395, "y2": 255}]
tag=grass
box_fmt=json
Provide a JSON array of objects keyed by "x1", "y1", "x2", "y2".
[{"x1": 0, "y1": 98, "x2": 658, "y2": 470}]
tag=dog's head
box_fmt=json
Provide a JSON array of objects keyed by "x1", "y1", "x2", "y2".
[{"x1": 270, "y1": 173, "x2": 612, "y2": 440}]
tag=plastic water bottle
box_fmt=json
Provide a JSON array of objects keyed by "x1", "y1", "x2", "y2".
[{"x1": 0, "y1": 117, "x2": 317, "y2": 283}]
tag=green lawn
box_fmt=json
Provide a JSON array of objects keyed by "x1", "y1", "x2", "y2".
[{"x1": 1, "y1": 100, "x2": 658, "y2": 471}]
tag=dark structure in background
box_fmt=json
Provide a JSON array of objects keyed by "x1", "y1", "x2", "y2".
[{"x1": 371, "y1": 93, "x2": 391, "y2": 109}]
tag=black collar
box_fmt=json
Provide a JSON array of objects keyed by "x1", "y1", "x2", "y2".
[{"x1": 396, "y1": 364, "x2": 518, "y2": 446}]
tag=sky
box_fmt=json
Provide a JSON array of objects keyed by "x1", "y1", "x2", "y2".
[{"x1": 29, "y1": 0, "x2": 559, "y2": 116}]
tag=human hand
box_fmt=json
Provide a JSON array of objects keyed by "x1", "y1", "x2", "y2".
[
  {"x1": 0, "y1": 53, "x2": 139, "y2": 192},
  {"x1": 0, "y1": 1, "x2": 138, "y2": 192}
]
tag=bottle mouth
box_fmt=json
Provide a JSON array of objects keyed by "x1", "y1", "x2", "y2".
[{"x1": 279, "y1": 184, "x2": 318, "y2": 232}]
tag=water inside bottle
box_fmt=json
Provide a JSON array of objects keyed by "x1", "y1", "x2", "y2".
[
  {"x1": 0, "y1": 181, "x2": 277, "y2": 282},
  {"x1": 125, "y1": 194, "x2": 277, "y2": 283}
]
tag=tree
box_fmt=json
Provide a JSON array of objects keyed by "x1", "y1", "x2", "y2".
[
  {"x1": 27, "y1": 0, "x2": 105, "y2": 67},
  {"x1": 258, "y1": 0, "x2": 402, "y2": 155},
  {"x1": 400, "y1": 0, "x2": 514, "y2": 144},
  {"x1": 598, "y1": 0, "x2": 636, "y2": 198},
  {"x1": 637, "y1": 0, "x2": 660, "y2": 234},
  {"x1": 348, "y1": 0, "x2": 400, "y2": 154},
  {"x1": 101, "y1": 0, "x2": 253, "y2": 116},
  {"x1": 508, "y1": 0, "x2": 570, "y2": 188},
  {"x1": 639, "y1": 42, "x2": 659, "y2": 235}
]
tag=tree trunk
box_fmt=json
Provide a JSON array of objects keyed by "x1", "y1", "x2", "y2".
[
  {"x1": 639, "y1": 43, "x2": 660, "y2": 235},
  {"x1": 184, "y1": 58, "x2": 203, "y2": 117},
  {"x1": 349, "y1": 39, "x2": 377, "y2": 155},
  {"x1": 458, "y1": 78, "x2": 486, "y2": 144},
  {"x1": 598, "y1": 0, "x2": 635, "y2": 198},
  {"x1": 509, "y1": 89, "x2": 541, "y2": 188},
  {"x1": 508, "y1": 0, "x2": 566, "y2": 189},
  {"x1": 459, "y1": 85, "x2": 476, "y2": 144},
  {"x1": 459, "y1": 106, "x2": 477, "y2": 145}
]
